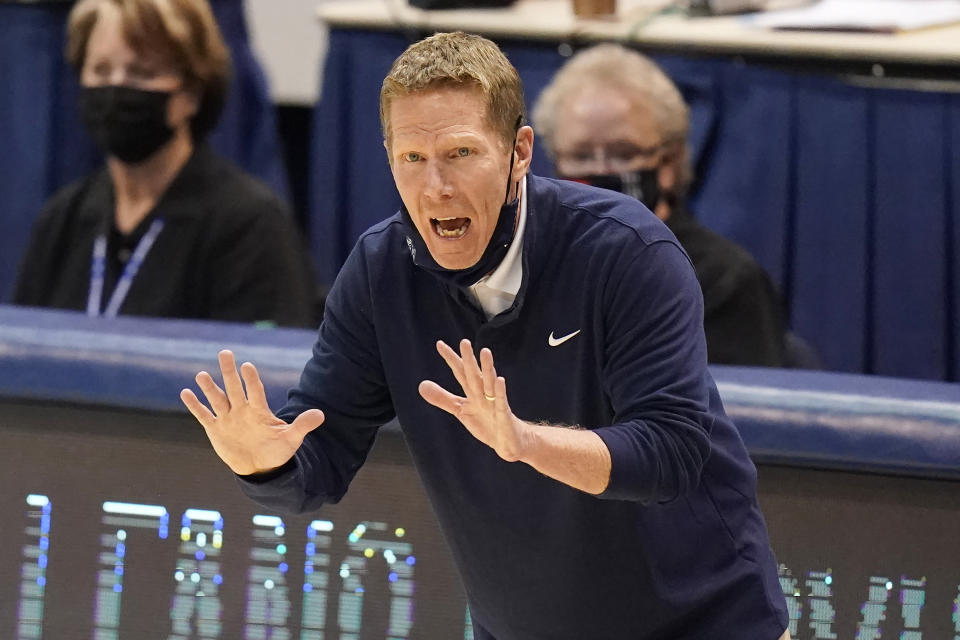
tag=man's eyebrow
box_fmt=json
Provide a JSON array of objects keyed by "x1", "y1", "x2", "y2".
[
  {"x1": 560, "y1": 142, "x2": 595, "y2": 153},
  {"x1": 437, "y1": 131, "x2": 485, "y2": 142},
  {"x1": 392, "y1": 128, "x2": 483, "y2": 139},
  {"x1": 607, "y1": 141, "x2": 645, "y2": 151},
  {"x1": 389, "y1": 130, "x2": 488, "y2": 151}
]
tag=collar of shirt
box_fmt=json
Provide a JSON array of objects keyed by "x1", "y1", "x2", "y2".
[{"x1": 468, "y1": 175, "x2": 528, "y2": 320}]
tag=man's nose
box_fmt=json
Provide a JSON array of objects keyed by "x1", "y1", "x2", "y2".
[
  {"x1": 423, "y1": 161, "x2": 454, "y2": 199},
  {"x1": 99, "y1": 70, "x2": 133, "y2": 87}
]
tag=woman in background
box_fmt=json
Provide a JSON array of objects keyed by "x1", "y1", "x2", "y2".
[{"x1": 14, "y1": 0, "x2": 317, "y2": 327}]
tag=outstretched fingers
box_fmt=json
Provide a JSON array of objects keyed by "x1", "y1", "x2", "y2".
[
  {"x1": 240, "y1": 361, "x2": 269, "y2": 410},
  {"x1": 493, "y1": 374, "x2": 512, "y2": 415},
  {"x1": 195, "y1": 370, "x2": 229, "y2": 416},
  {"x1": 436, "y1": 340, "x2": 469, "y2": 391},
  {"x1": 289, "y1": 408, "x2": 326, "y2": 439},
  {"x1": 180, "y1": 388, "x2": 216, "y2": 429},
  {"x1": 418, "y1": 380, "x2": 462, "y2": 415},
  {"x1": 428, "y1": 339, "x2": 506, "y2": 414},
  {"x1": 218, "y1": 350, "x2": 248, "y2": 406},
  {"x1": 479, "y1": 347, "x2": 498, "y2": 400},
  {"x1": 459, "y1": 339, "x2": 484, "y2": 399},
  {"x1": 186, "y1": 353, "x2": 265, "y2": 423}
]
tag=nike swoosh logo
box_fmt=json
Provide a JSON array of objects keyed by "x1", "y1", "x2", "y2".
[{"x1": 548, "y1": 329, "x2": 581, "y2": 347}]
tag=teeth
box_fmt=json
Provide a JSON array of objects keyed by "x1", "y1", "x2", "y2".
[
  {"x1": 436, "y1": 223, "x2": 468, "y2": 238},
  {"x1": 432, "y1": 217, "x2": 469, "y2": 238}
]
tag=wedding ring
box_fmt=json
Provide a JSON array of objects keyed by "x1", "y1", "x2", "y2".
[{"x1": 484, "y1": 393, "x2": 496, "y2": 401}]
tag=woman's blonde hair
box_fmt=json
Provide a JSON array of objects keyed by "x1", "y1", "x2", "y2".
[{"x1": 67, "y1": 0, "x2": 231, "y2": 140}]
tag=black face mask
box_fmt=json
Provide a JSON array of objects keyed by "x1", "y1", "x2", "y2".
[
  {"x1": 567, "y1": 168, "x2": 661, "y2": 212},
  {"x1": 79, "y1": 85, "x2": 175, "y2": 164},
  {"x1": 401, "y1": 195, "x2": 520, "y2": 290}
]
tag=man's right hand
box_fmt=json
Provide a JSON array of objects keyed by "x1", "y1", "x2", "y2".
[{"x1": 180, "y1": 350, "x2": 324, "y2": 476}]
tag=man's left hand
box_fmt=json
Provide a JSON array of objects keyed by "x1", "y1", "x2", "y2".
[{"x1": 419, "y1": 339, "x2": 531, "y2": 462}]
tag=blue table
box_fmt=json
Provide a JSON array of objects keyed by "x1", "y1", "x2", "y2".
[{"x1": 1, "y1": 304, "x2": 958, "y2": 638}]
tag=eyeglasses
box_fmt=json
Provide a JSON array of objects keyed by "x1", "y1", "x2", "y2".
[{"x1": 554, "y1": 141, "x2": 663, "y2": 176}]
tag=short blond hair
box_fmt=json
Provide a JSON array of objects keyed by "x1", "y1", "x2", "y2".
[
  {"x1": 533, "y1": 44, "x2": 692, "y2": 195},
  {"x1": 67, "y1": 0, "x2": 231, "y2": 141},
  {"x1": 380, "y1": 32, "x2": 525, "y2": 149}
]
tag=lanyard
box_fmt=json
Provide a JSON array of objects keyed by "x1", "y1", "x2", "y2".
[{"x1": 86, "y1": 218, "x2": 165, "y2": 318}]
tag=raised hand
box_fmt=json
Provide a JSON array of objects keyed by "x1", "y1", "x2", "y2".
[
  {"x1": 180, "y1": 350, "x2": 325, "y2": 475},
  {"x1": 418, "y1": 339, "x2": 531, "y2": 462}
]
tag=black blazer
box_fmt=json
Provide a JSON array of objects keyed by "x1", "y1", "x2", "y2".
[{"x1": 14, "y1": 146, "x2": 318, "y2": 328}]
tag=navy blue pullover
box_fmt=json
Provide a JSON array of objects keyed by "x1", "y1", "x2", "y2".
[{"x1": 241, "y1": 175, "x2": 789, "y2": 639}]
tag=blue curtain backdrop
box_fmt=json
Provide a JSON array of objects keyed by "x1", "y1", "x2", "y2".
[
  {"x1": 309, "y1": 29, "x2": 959, "y2": 382},
  {"x1": 2, "y1": 14, "x2": 956, "y2": 383},
  {"x1": 0, "y1": 0, "x2": 287, "y2": 303}
]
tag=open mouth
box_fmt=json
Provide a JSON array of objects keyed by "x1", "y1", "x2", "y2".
[{"x1": 431, "y1": 217, "x2": 470, "y2": 239}]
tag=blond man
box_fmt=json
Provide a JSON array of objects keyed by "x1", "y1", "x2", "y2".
[{"x1": 184, "y1": 32, "x2": 790, "y2": 639}]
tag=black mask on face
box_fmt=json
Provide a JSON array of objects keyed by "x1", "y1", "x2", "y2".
[
  {"x1": 79, "y1": 85, "x2": 175, "y2": 164},
  {"x1": 401, "y1": 195, "x2": 520, "y2": 290},
  {"x1": 567, "y1": 168, "x2": 661, "y2": 212}
]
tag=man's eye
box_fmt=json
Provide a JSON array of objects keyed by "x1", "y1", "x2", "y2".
[
  {"x1": 457, "y1": 147, "x2": 471, "y2": 157},
  {"x1": 129, "y1": 65, "x2": 156, "y2": 80},
  {"x1": 403, "y1": 152, "x2": 421, "y2": 162},
  {"x1": 608, "y1": 151, "x2": 635, "y2": 164}
]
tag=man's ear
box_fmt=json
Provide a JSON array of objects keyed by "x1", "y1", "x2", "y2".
[
  {"x1": 511, "y1": 125, "x2": 535, "y2": 181},
  {"x1": 658, "y1": 163, "x2": 676, "y2": 193},
  {"x1": 383, "y1": 139, "x2": 393, "y2": 169},
  {"x1": 657, "y1": 141, "x2": 681, "y2": 192}
]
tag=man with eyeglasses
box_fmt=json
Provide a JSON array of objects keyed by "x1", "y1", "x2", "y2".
[{"x1": 534, "y1": 44, "x2": 789, "y2": 367}]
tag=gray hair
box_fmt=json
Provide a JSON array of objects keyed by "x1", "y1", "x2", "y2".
[{"x1": 532, "y1": 44, "x2": 692, "y2": 194}]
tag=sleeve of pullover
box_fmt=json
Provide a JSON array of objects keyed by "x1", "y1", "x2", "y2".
[
  {"x1": 593, "y1": 240, "x2": 715, "y2": 504},
  {"x1": 237, "y1": 242, "x2": 394, "y2": 513}
]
